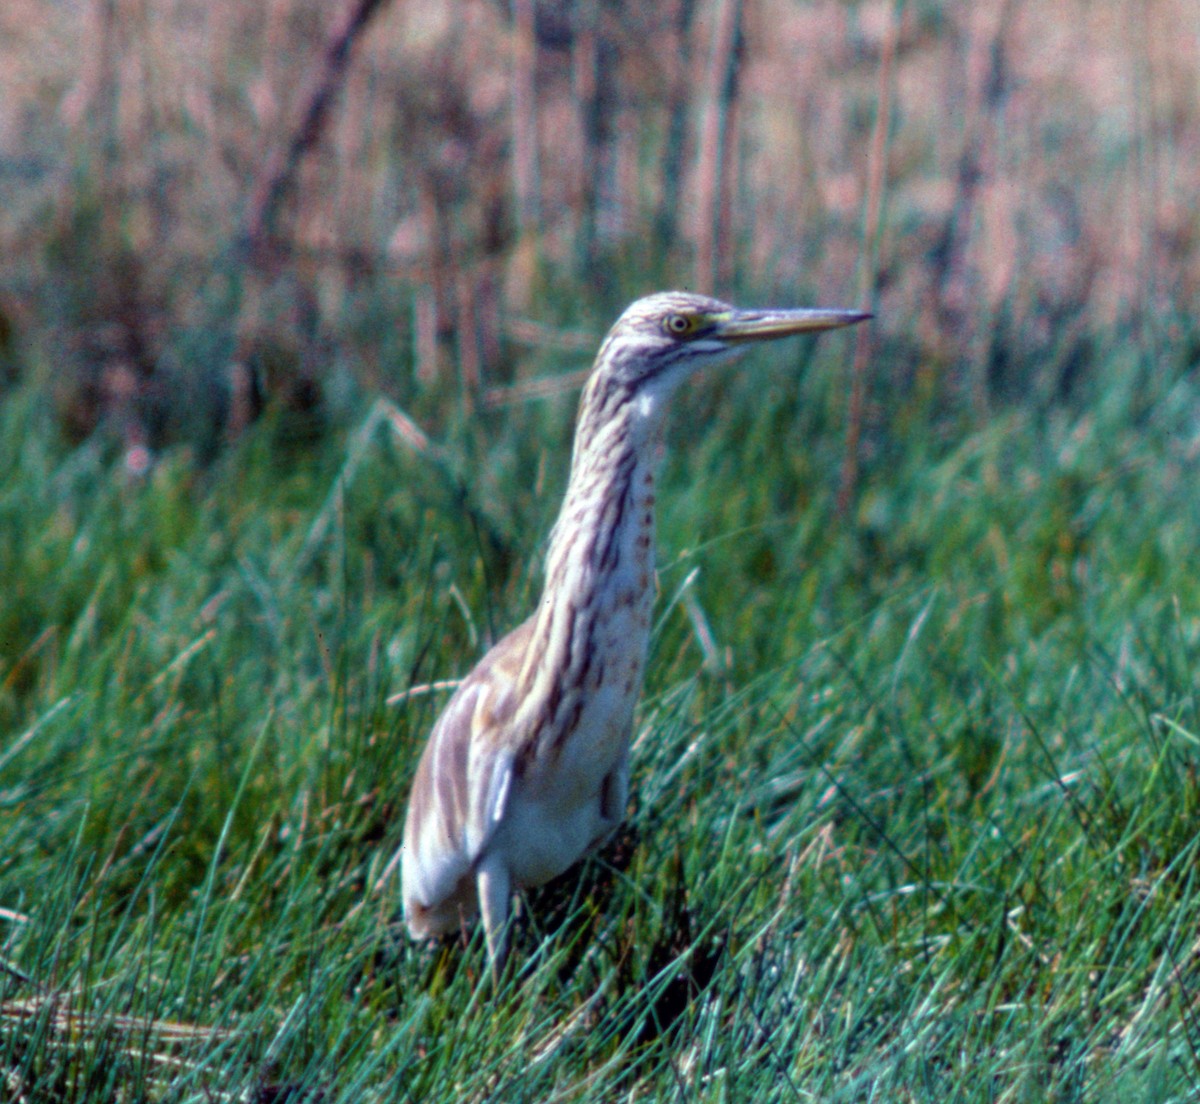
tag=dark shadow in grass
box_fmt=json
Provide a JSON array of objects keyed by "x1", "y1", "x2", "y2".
[
  {"x1": 523, "y1": 838, "x2": 725, "y2": 1047},
  {"x1": 249, "y1": 1083, "x2": 328, "y2": 1104},
  {"x1": 611, "y1": 850, "x2": 725, "y2": 1048},
  {"x1": 515, "y1": 818, "x2": 643, "y2": 984}
]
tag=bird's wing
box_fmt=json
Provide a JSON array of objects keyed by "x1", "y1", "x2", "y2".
[{"x1": 401, "y1": 620, "x2": 534, "y2": 927}]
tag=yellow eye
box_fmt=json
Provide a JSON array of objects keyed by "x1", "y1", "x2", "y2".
[{"x1": 663, "y1": 313, "x2": 696, "y2": 337}]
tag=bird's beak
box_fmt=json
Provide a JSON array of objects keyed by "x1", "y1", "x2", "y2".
[{"x1": 713, "y1": 307, "x2": 871, "y2": 344}]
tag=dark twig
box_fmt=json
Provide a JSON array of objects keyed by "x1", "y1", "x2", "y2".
[{"x1": 241, "y1": 0, "x2": 392, "y2": 256}]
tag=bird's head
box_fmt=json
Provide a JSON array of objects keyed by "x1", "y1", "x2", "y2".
[{"x1": 592, "y1": 290, "x2": 870, "y2": 408}]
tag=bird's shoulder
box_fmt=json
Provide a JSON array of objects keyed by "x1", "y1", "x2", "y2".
[{"x1": 441, "y1": 616, "x2": 536, "y2": 748}]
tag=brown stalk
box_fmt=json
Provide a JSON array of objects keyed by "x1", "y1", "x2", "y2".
[
  {"x1": 510, "y1": 0, "x2": 540, "y2": 234},
  {"x1": 657, "y1": 0, "x2": 698, "y2": 249},
  {"x1": 836, "y1": 2, "x2": 899, "y2": 519},
  {"x1": 929, "y1": 0, "x2": 1019, "y2": 421},
  {"x1": 693, "y1": 0, "x2": 742, "y2": 294}
]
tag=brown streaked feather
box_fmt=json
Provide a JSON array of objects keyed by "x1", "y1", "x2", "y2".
[{"x1": 401, "y1": 619, "x2": 533, "y2": 935}]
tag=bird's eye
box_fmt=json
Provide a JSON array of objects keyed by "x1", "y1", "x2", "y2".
[{"x1": 663, "y1": 313, "x2": 696, "y2": 337}]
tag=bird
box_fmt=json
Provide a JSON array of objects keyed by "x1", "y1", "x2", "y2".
[{"x1": 400, "y1": 290, "x2": 870, "y2": 975}]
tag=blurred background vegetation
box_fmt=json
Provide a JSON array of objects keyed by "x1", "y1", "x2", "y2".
[
  {"x1": 3, "y1": 0, "x2": 1200, "y2": 1098},
  {"x1": 2, "y1": 0, "x2": 1196, "y2": 459}
]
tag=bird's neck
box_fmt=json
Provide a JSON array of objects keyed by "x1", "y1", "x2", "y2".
[{"x1": 519, "y1": 395, "x2": 662, "y2": 701}]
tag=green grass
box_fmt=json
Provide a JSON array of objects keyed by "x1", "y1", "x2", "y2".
[{"x1": 2, "y1": 339, "x2": 1200, "y2": 1102}]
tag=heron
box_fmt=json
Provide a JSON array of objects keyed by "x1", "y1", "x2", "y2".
[{"x1": 400, "y1": 290, "x2": 869, "y2": 975}]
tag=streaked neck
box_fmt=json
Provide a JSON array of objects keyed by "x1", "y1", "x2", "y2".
[{"x1": 519, "y1": 381, "x2": 661, "y2": 697}]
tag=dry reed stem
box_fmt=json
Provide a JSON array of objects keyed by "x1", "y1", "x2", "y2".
[
  {"x1": 836, "y1": 0, "x2": 899, "y2": 518},
  {"x1": 693, "y1": 0, "x2": 743, "y2": 295},
  {"x1": 510, "y1": 0, "x2": 540, "y2": 234}
]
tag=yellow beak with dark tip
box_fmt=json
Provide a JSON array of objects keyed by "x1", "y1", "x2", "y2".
[{"x1": 712, "y1": 306, "x2": 872, "y2": 343}]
